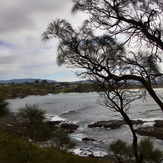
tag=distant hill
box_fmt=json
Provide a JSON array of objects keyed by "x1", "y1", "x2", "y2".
[{"x1": 0, "y1": 78, "x2": 56, "y2": 84}]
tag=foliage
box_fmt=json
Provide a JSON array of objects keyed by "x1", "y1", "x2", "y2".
[
  {"x1": 139, "y1": 138, "x2": 163, "y2": 163},
  {"x1": 72, "y1": 0, "x2": 163, "y2": 55},
  {"x1": 17, "y1": 104, "x2": 46, "y2": 124},
  {"x1": 0, "y1": 97, "x2": 10, "y2": 117},
  {"x1": 0, "y1": 83, "x2": 102, "y2": 99},
  {"x1": 109, "y1": 139, "x2": 163, "y2": 163},
  {"x1": 42, "y1": 10, "x2": 163, "y2": 163},
  {"x1": 0, "y1": 127, "x2": 100, "y2": 163},
  {"x1": 17, "y1": 104, "x2": 52, "y2": 141},
  {"x1": 109, "y1": 139, "x2": 133, "y2": 163},
  {"x1": 51, "y1": 129, "x2": 76, "y2": 151}
]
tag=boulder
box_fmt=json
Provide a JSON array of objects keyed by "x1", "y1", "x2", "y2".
[{"x1": 60, "y1": 123, "x2": 79, "y2": 133}]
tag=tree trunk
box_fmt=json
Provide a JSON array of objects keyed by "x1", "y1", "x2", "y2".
[
  {"x1": 120, "y1": 110, "x2": 142, "y2": 163},
  {"x1": 117, "y1": 75, "x2": 163, "y2": 113},
  {"x1": 142, "y1": 81, "x2": 163, "y2": 113}
]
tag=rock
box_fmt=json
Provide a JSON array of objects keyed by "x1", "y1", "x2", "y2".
[
  {"x1": 60, "y1": 123, "x2": 79, "y2": 133},
  {"x1": 135, "y1": 127, "x2": 163, "y2": 140},
  {"x1": 88, "y1": 120, "x2": 145, "y2": 129},
  {"x1": 82, "y1": 137, "x2": 96, "y2": 142},
  {"x1": 88, "y1": 120, "x2": 125, "y2": 129},
  {"x1": 46, "y1": 121, "x2": 62, "y2": 126},
  {"x1": 154, "y1": 120, "x2": 163, "y2": 127},
  {"x1": 131, "y1": 120, "x2": 144, "y2": 125}
]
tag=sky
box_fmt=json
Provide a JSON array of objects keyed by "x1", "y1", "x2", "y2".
[{"x1": 0, "y1": 0, "x2": 87, "y2": 82}]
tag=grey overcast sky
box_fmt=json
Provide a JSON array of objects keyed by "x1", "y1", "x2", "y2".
[{"x1": 0, "y1": 0, "x2": 87, "y2": 82}]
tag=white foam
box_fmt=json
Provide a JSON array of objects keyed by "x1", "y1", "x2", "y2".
[
  {"x1": 142, "y1": 121, "x2": 155, "y2": 127},
  {"x1": 72, "y1": 148, "x2": 107, "y2": 157},
  {"x1": 70, "y1": 133, "x2": 87, "y2": 141},
  {"x1": 51, "y1": 115, "x2": 67, "y2": 121}
]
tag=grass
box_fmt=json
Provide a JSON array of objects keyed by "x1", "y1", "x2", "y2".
[{"x1": 0, "y1": 126, "x2": 111, "y2": 163}]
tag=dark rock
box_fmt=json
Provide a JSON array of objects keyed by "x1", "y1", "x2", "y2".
[
  {"x1": 88, "y1": 120, "x2": 145, "y2": 129},
  {"x1": 82, "y1": 137, "x2": 96, "y2": 142},
  {"x1": 46, "y1": 121, "x2": 62, "y2": 126},
  {"x1": 131, "y1": 120, "x2": 144, "y2": 125},
  {"x1": 154, "y1": 120, "x2": 163, "y2": 127},
  {"x1": 88, "y1": 120, "x2": 126, "y2": 129},
  {"x1": 135, "y1": 127, "x2": 163, "y2": 140},
  {"x1": 60, "y1": 123, "x2": 79, "y2": 133}
]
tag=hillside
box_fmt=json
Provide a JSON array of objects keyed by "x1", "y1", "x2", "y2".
[{"x1": 0, "y1": 78, "x2": 56, "y2": 84}]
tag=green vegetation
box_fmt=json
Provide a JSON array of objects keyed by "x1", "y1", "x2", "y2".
[
  {"x1": 139, "y1": 138, "x2": 163, "y2": 163},
  {"x1": 109, "y1": 139, "x2": 133, "y2": 162},
  {"x1": 0, "y1": 103, "x2": 107, "y2": 163},
  {"x1": 0, "y1": 97, "x2": 10, "y2": 117},
  {"x1": 51, "y1": 128, "x2": 76, "y2": 151},
  {"x1": 16, "y1": 104, "x2": 52, "y2": 141},
  {"x1": 0, "y1": 127, "x2": 101, "y2": 163},
  {"x1": 109, "y1": 139, "x2": 163, "y2": 163},
  {"x1": 0, "y1": 82, "x2": 101, "y2": 99}
]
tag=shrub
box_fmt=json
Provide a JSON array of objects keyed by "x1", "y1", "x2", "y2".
[
  {"x1": 109, "y1": 139, "x2": 133, "y2": 162},
  {"x1": 17, "y1": 104, "x2": 46, "y2": 124},
  {"x1": 51, "y1": 129, "x2": 76, "y2": 151},
  {"x1": 17, "y1": 104, "x2": 52, "y2": 141},
  {"x1": 109, "y1": 139, "x2": 163, "y2": 163},
  {"x1": 139, "y1": 138, "x2": 163, "y2": 163},
  {"x1": 0, "y1": 97, "x2": 10, "y2": 117}
]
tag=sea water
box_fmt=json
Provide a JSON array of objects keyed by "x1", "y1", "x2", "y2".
[{"x1": 7, "y1": 89, "x2": 163, "y2": 156}]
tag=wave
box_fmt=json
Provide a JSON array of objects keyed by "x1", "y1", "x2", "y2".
[
  {"x1": 70, "y1": 133, "x2": 87, "y2": 142},
  {"x1": 45, "y1": 113, "x2": 67, "y2": 121}
]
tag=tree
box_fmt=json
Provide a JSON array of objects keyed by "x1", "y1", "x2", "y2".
[
  {"x1": 71, "y1": 0, "x2": 163, "y2": 57},
  {"x1": 42, "y1": 19, "x2": 163, "y2": 162},
  {"x1": 42, "y1": 19, "x2": 163, "y2": 112}
]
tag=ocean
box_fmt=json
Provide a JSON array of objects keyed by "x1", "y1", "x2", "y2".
[{"x1": 7, "y1": 89, "x2": 163, "y2": 156}]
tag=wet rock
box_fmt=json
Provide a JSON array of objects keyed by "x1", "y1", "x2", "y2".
[
  {"x1": 60, "y1": 123, "x2": 79, "y2": 133},
  {"x1": 135, "y1": 127, "x2": 163, "y2": 140},
  {"x1": 154, "y1": 120, "x2": 163, "y2": 127},
  {"x1": 46, "y1": 121, "x2": 62, "y2": 126},
  {"x1": 88, "y1": 120, "x2": 125, "y2": 129},
  {"x1": 88, "y1": 120, "x2": 145, "y2": 129},
  {"x1": 131, "y1": 120, "x2": 144, "y2": 125}
]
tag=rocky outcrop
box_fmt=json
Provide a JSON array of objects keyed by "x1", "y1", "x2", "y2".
[
  {"x1": 135, "y1": 120, "x2": 163, "y2": 140},
  {"x1": 154, "y1": 120, "x2": 163, "y2": 127},
  {"x1": 135, "y1": 127, "x2": 163, "y2": 140},
  {"x1": 88, "y1": 120, "x2": 144, "y2": 129},
  {"x1": 60, "y1": 123, "x2": 79, "y2": 133}
]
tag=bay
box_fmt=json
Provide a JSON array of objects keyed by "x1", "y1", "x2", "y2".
[{"x1": 7, "y1": 89, "x2": 163, "y2": 156}]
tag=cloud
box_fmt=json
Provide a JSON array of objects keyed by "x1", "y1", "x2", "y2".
[{"x1": 0, "y1": 0, "x2": 87, "y2": 81}]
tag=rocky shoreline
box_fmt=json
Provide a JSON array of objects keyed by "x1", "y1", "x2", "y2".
[
  {"x1": 1, "y1": 113, "x2": 163, "y2": 141},
  {"x1": 88, "y1": 119, "x2": 163, "y2": 141},
  {"x1": 88, "y1": 119, "x2": 144, "y2": 129}
]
